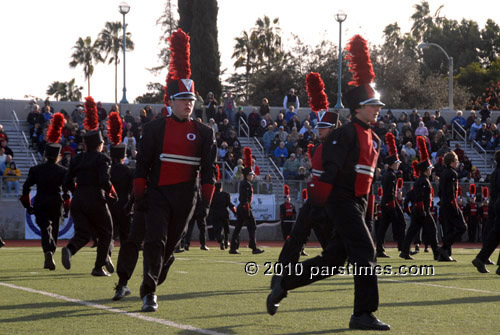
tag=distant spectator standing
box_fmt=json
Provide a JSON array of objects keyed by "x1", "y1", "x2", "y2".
[
  {"x1": 262, "y1": 125, "x2": 275, "y2": 155},
  {"x1": 435, "y1": 110, "x2": 447, "y2": 129},
  {"x1": 469, "y1": 118, "x2": 482, "y2": 141},
  {"x1": 194, "y1": 91, "x2": 205, "y2": 121},
  {"x1": 247, "y1": 107, "x2": 261, "y2": 137},
  {"x1": 205, "y1": 92, "x2": 218, "y2": 121},
  {"x1": 223, "y1": 91, "x2": 237, "y2": 126},
  {"x1": 285, "y1": 106, "x2": 298, "y2": 123},
  {"x1": 97, "y1": 102, "x2": 107, "y2": 124},
  {"x1": 283, "y1": 88, "x2": 300, "y2": 112},
  {"x1": 466, "y1": 110, "x2": 477, "y2": 130},
  {"x1": 409, "y1": 108, "x2": 420, "y2": 130},
  {"x1": 214, "y1": 107, "x2": 228, "y2": 129},
  {"x1": 480, "y1": 103, "x2": 491, "y2": 122},
  {"x1": 259, "y1": 98, "x2": 271, "y2": 116}
]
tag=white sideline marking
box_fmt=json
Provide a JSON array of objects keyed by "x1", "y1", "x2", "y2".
[
  {"x1": 0, "y1": 282, "x2": 226, "y2": 335},
  {"x1": 381, "y1": 278, "x2": 500, "y2": 294}
]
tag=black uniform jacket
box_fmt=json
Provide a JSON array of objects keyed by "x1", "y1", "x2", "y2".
[{"x1": 23, "y1": 161, "x2": 67, "y2": 208}]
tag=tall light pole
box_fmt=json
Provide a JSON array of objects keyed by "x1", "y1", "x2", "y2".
[
  {"x1": 334, "y1": 11, "x2": 347, "y2": 110},
  {"x1": 119, "y1": 2, "x2": 130, "y2": 104},
  {"x1": 418, "y1": 42, "x2": 454, "y2": 110}
]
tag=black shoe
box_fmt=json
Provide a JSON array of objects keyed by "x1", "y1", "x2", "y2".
[
  {"x1": 472, "y1": 257, "x2": 489, "y2": 273},
  {"x1": 174, "y1": 247, "x2": 185, "y2": 253},
  {"x1": 91, "y1": 267, "x2": 111, "y2": 277},
  {"x1": 44, "y1": 251, "x2": 56, "y2": 271},
  {"x1": 0, "y1": 239, "x2": 4, "y2": 248},
  {"x1": 376, "y1": 251, "x2": 390, "y2": 258},
  {"x1": 437, "y1": 247, "x2": 453, "y2": 262},
  {"x1": 105, "y1": 258, "x2": 115, "y2": 274},
  {"x1": 399, "y1": 252, "x2": 414, "y2": 260},
  {"x1": 266, "y1": 278, "x2": 287, "y2": 316},
  {"x1": 113, "y1": 285, "x2": 131, "y2": 301},
  {"x1": 141, "y1": 293, "x2": 158, "y2": 312},
  {"x1": 200, "y1": 245, "x2": 210, "y2": 251},
  {"x1": 229, "y1": 249, "x2": 240, "y2": 254},
  {"x1": 61, "y1": 247, "x2": 72, "y2": 270},
  {"x1": 300, "y1": 250, "x2": 308, "y2": 256},
  {"x1": 252, "y1": 248, "x2": 265, "y2": 254},
  {"x1": 424, "y1": 247, "x2": 429, "y2": 253},
  {"x1": 414, "y1": 244, "x2": 420, "y2": 252},
  {"x1": 224, "y1": 242, "x2": 229, "y2": 249},
  {"x1": 184, "y1": 244, "x2": 190, "y2": 251},
  {"x1": 349, "y1": 313, "x2": 390, "y2": 331},
  {"x1": 486, "y1": 258, "x2": 495, "y2": 265},
  {"x1": 220, "y1": 242, "x2": 225, "y2": 250}
]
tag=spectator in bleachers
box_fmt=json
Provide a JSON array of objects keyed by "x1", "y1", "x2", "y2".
[
  {"x1": 214, "y1": 107, "x2": 228, "y2": 129},
  {"x1": 0, "y1": 152, "x2": 11, "y2": 176},
  {"x1": 397, "y1": 112, "x2": 408, "y2": 127},
  {"x1": 451, "y1": 110, "x2": 467, "y2": 129},
  {"x1": 0, "y1": 139, "x2": 13, "y2": 158},
  {"x1": 263, "y1": 113, "x2": 273, "y2": 127},
  {"x1": 218, "y1": 141, "x2": 228, "y2": 160},
  {"x1": 415, "y1": 121, "x2": 429, "y2": 137},
  {"x1": 71, "y1": 104, "x2": 85, "y2": 127},
  {"x1": 307, "y1": 111, "x2": 317, "y2": 127},
  {"x1": 288, "y1": 115, "x2": 301, "y2": 131},
  {"x1": 259, "y1": 98, "x2": 270, "y2": 116},
  {"x1": 285, "y1": 105, "x2": 298, "y2": 123},
  {"x1": 222, "y1": 91, "x2": 237, "y2": 126},
  {"x1": 60, "y1": 151, "x2": 72, "y2": 168},
  {"x1": 270, "y1": 133, "x2": 281, "y2": 154},
  {"x1": 283, "y1": 88, "x2": 300, "y2": 112},
  {"x1": 490, "y1": 124, "x2": 500, "y2": 149},
  {"x1": 480, "y1": 103, "x2": 490, "y2": 122},
  {"x1": 275, "y1": 112, "x2": 285, "y2": 126},
  {"x1": 0, "y1": 124, "x2": 8, "y2": 143},
  {"x1": 386, "y1": 110, "x2": 397, "y2": 123},
  {"x1": 219, "y1": 119, "x2": 233, "y2": 139},
  {"x1": 297, "y1": 133, "x2": 308, "y2": 152},
  {"x1": 259, "y1": 174, "x2": 273, "y2": 194},
  {"x1": 27, "y1": 104, "x2": 44, "y2": 139},
  {"x1": 208, "y1": 118, "x2": 218, "y2": 134},
  {"x1": 97, "y1": 101, "x2": 107, "y2": 124},
  {"x1": 277, "y1": 126, "x2": 288, "y2": 142},
  {"x1": 283, "y1": 153, "x2": 300, "y2": 179},
  {"x1": 426, "y1": 115, "x2": 440, "y2": 131},
  {"x1": 430, "y1": 129, "x2": 447, "y2": 154},
  {"x1": 234, "y1": 106, "x2": 247, "y2": 130},
  {"x1": 436, "y1": 142, "x2": 451, "y2": 158},
  {"x1": 453, "y1": 143, "x2": 465, "y2": 162},
  {"x1": 398, "y1": 150, "x2": 413, "y2": 181},
  {"x1": 435, "y1": 110, "x2": 447, "y2": 129},
  {"x1": 476, "y1": 123, "x2": 492, "y2": 149},
  {"x1": 409, "y1": 108, "x2": 420, "y2": 130},
  {"x1": 255, "y1": 119, "x2": 268, "y2": 138},
  {"x1": 247, "y1": 107, "x2": 261, "y2": 137},
  {"x1": 289, "y1": 127, "x2": 299, "y2": 142},
  {"x1": 252, "y1": 156, "x2": 261, "y2": 177},
  {"x1": 374, "y1": 121, "x2": 387, "y2": 139},
  {"x1": 470, "y1": 166, "x2": 482, "y2": 182},
  {"x1": 61, "y1": 141, "x2": 76, "y2": 157},
  {"x1": 299, "y1": 120, "x2": 310, "y2": 135},
  {"x1": 469, "y1": 118, "x2": 482, "y2": 141},
  {"x1": 205, "y1": 92, "x2": 218, "y2": 121},
  {"x1": 224, "y1": 152, "x2": 237, "y2": 178},
  {"x1": 465, "y1": 110, "x2": 477, "y2": 130},
  {"x1": 232, "y1": 141, "x2": 242, "y2": 160},
  {"x1": 295, "y1": 166, "x2": 307, "y2": 180},
  {"x1": 262, "y1": 125, "x2": 275, "y2": 156},
  {"x1": 232, "y1": 159, "x2": 244, "y2": 181},
  {"x1": 273, "y1": 141, "x2": 288, "y2": 167},
  {"x1": 422, "y1": 111, "x2": 431, "y2": 124},
  {"x1": 404, "y1": 141, "x2": 417, "y2": 161},
  {"x1": 3, "y1": 161, "x2": 20, "y2": 195},
  {"x1": 457, "y1": 163, "x2": 469, "y2": 181},
  {"x1": 123, "y1": 131, "x2": 137, "y2": 158}
]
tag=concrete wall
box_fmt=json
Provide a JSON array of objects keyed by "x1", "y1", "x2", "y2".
[
  {"x1": 0, "y1": 199, "x2": 26, "y2": 239},
  {"x1": 4, "y1": 98, "x2": 500, "y2": 124}
]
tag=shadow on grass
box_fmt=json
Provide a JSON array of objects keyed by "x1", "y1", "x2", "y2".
[
  {"x1": 0, "y1": 273, "x2": 90, "y2": 281},
  {"x1": 380, "y1": 295, "x2": 500, "y2": 308},
  {"x1": 0, "y1": 308, "x2": 101, "y2": 323},
  {"x1": 277, "y1": 328, "x2": 351, "y2": 335}
]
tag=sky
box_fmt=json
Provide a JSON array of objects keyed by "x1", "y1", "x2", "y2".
[{"x1": 1, "y1": 0, "x2": 499, "y2": 104}]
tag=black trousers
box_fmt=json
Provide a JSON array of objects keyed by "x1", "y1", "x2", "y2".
[
  {"x1": 467, "y1": 216, "x2": 480, "y2": 242},
  {"x1": 477, "y1": 202, "x2": 500, "y2": 264},
  {"x1": 213, "y1": 214, "x2": 230, "y2": 246},
  {"x1": 282, "y1": 197, "x2": 379, "y2": 315},
  {"x1": 117, "y1": 209, "x2": 146, "y2": 286},
  {"x1": 440, "y1": 205, "x2": 467, "y2": 254},
  {"x1": 110, "y1": 202, "x2": 132, "y2": 244},
  {"x1": 230, "y1": 205, "x2": 257, "y2": 250},
  {"x1": 277, "y1": 200, "x2": 332, "y2": 265},
  {"x1": 67, "y1": 191, "x2": 113, "y2": 269},
  {"x1": 280, "y1": 219, "x2": 294, "y2": 241},
  {"x1": 185, "y1": 210, "x2": 207, "y2": 247},
  {"x1": 401, "y1": 212, "x2": 438, "y2": 255},
  {"x1": 376, "y1": 204, "x2": 406, "y2": 252},
  {"x1": 34, "y1": 203, "x2": 62, "y2": 253},
  {"x1": 141, "y1": 182, "x2": 197, "y2": 296}
]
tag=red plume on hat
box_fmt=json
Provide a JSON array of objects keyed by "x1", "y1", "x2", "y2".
[
  {"x1": 469, "y1": 184, "x2": 476, "y2": 197},
  {"x1": 284, "y1": 184, "x2": 290, "y2": 198},
  {"x1": 346, "y1": 35, "x2": 375, "y2": 87},
  {"x1": 83, "y1": 96, "x2": 99, "y2": 131},
  {"x1": 397, "y1": 178, "x2": 403, "y2": 190},
  {"x1": 107, "y1": 112, "x2": 123, "y2": 146},
  {"x1": 307, "y1": 143, "x2": 314, "y2": 163},
  {"x1": 46, "y1": 113, "x2": 65, "y2": 144},
  {"x1": 301, "y1": 188, "x2": 308, "y2": 201},
  {"x1": 243, "y1": 147, "x2": 252, "y2": 169},
  {"x1": 412, "y1": 161, "x2": 420, "y2": 177},
  {"x1": 377, "y1": 187, "x2": 383, "y2": 197},
  {"x1": 482, "y1": 187, "x2": 489, "y2": 199},
  {"x1": 385, "y1": 133, "x2": 397, "y2": 156},
  {"x1": 417, "y1": 136, "x2": 430, "y2": 162},
  {"x1": 164, "y1": 28, "x2": 192, "y2": 104},
  {"x1": 216, "y1": 164, "x2": 222, "y2": 181},
  {"x1": 305, "y1": 72, "x2": 329, "y2": 112}
]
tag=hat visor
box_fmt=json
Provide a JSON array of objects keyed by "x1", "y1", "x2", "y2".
[
  {"x1": 315, "y1": 122, "x2": 334, "y2": 129},
  {"x1": 360, "y1": 98, "x2": 385, "y2": 107},
  {"x1": 172, "y1": 92, "x2": 196, "y2": 100}
]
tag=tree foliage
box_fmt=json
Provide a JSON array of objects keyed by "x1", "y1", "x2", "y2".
[
  {"x1": 46, "y1": 79, "x2": 83, "y2": 101},
  {"x1": 69, "y1": 36, "x2": 103, "y2": 96}
]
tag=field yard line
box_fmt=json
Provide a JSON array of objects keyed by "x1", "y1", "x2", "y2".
[
  {"x1": 380, "y1": 278, "x2": 500, "y2": 294},
  {"x1": 0, "y1": 282, "x2": 227, "y2": 335}
]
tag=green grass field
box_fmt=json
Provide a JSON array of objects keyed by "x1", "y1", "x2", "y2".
[{"x1": 1, "y1": 245, "x2": 499, "y2": 335}]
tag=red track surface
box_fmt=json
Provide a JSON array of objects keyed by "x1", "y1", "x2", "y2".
[{"x1": 0, "y1": 240, "x2": 488, "y2": 249}]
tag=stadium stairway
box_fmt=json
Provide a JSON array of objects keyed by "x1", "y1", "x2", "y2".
[{"x1": 449, "y1": 140, "x2": 494, "y2": 177}]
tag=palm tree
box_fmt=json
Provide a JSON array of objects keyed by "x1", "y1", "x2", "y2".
[
  {"x1": 232, "y1": 30, "x2": 259, "y2": 102},
  {"x1": 97, "y1": 21, "x2": 135, "y2": 103},
  {"x1": 253, "y1": 16, "x2": 283, "y2": 71},
  {"x1": 410, "y1": 0, "x2": 443, "y2": 42},
  {"x1": 46, "y1": 81, "x2": 66, "y2": 101},
  {"x1": 66, "y1": 78, "x2": 83, "y2": 101},
  {"x1": 46, "y1": 79, "x2": 83, "y2": 101},
  {"x1": 69, "y1": 36, "x2": 103, "y2": 96}
]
